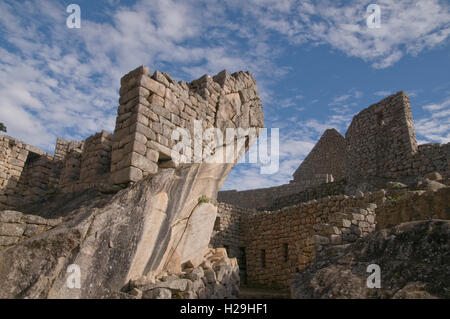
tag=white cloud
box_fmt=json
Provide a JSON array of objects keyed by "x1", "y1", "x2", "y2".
[
  {"x1": 422, "y1": 98, "x2": 450, "y2": 111},
  {"x1": 374, "y1": 90, "x2": 393, "y2": 96},
  {"x1": 0, "y1": 0, "x2": 284, "y2": 151},
  {"x1": 416, "y1": 96, "x2": 450, "y2": 143},
  {"x1": 238, "y1": 0, "x2": 450, "y2": 68}
]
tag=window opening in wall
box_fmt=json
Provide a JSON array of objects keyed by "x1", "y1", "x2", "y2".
[
  {"x1": 239, "y1": 247, "x2": 247, "y2": 285},
  {"x1": 376, "y1": 111, "x2": 385, "y2": 126},
  {"x1": 261, "y1": 249, "x2": 266, "y2": 268},
  {"x1": 213, "y1": 217, "x2": 221, "y2": 231},
  {"x1": 283, "y1": 243, "x2": 289, "y2": 262}
]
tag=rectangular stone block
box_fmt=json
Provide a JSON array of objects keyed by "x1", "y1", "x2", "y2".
[
  {"x1": 119, "y1": 86, "x2": 150, "y2": 105},
  {"x1": 121, "y1": 65, "x2": 151, "y2": 88},
  {"x1": 140, "y1": 76, "x2": 166, "y2": 98},
  {"x1": 122, "y1": 141, "x2": 145, "y2": 156},
  {"x1": 148, "y1": 94, "x2": 165, "y2": 108},
  {"x1": 146, "y1": 149, "x2": 159, "y2": 163},
  {"x1": 131, "y1": 123, "x2": 156, "y2": 142},
  {"x1": 0, "y1": 222, "x2": 26, "y2": 237},
  {"x1": 152, "y1": 104, "x2": 171, "y2": 120},
  {"x1": 135, "y1": 104, "x2": 158, "y2": 122},
  {"x1": 129, "y1": 152, "x2": 158, "y2": 174},
  {"x1": 164, "y1": 99, "x2": 179, "y2": 115},
  {"x1": 0, "y1": 235, "x2": 20, "y2": 246},
  {"x1": 110, "y1": 166, "x2": 143, "y2": 184},
  {"x1": 147, "y1": 141, "x2": 173, "y2": 161},
  {"x1": 0, "y1": 210, "x2": 22, "y2": 223}
]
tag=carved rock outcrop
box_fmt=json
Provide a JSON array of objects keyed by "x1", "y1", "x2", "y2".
[{"x1": 0, "y1": 67, "x2": 264, "y2": 299}]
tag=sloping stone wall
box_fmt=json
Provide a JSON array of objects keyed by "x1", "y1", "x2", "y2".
[
  {"x1": 345, "y1": 91, "x2": 418, "y2": 184},
  {"x1": 293, "y1": 128, "x2": 346, "y2": 184}
]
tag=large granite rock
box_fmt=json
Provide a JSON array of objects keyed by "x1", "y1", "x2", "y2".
[
  {"x1": 291, "y1": 220, "x2": 450, "y2": 299},
  {"x1": 0, "y1": 162, "x2": 242, "y2": 298}
]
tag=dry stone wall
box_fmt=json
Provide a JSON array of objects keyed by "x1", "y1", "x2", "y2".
[
  {"x1": 239, "y1": 195, "x2": 378, "y2": 288},
  {"x1": 218, "y1": 179, "x2": 347, "y2": 211},
  {"x1": 0, "y1": 135, "x2": 59, "y2": 209},
  {"x1": 214, "y1": 178, "x2": 450, "y2": 289},
  {"x1": 110, "y1": 66, "x2": 262, "y2": 185},
  {"x1": 345, "y1": 91, "x2": 418, "y2": 184},
  {"x1": 220, "y1": 91, "x2": 449, "y2": 208},
  {"x1": 80, "y1": 130, "x2": 112, "y2": 183},
  {"x1": 293, "y1": 128, "x2": 346, "y2": 184},
  {"x1": 212, "y1": 194, "x2": 380, "y2": 288},
  {"x1": 0, "y1": 65, "x2": 264, "y2": 209},
  {"x1": 376, "y1": 186, "x2": 450, "y2": 229},
  {"x1": 413, "y1": 143, "x2": 450, "y2": 177},
  {"x1": 0, "y1": 210, "x2": 61, "y2": 251}
]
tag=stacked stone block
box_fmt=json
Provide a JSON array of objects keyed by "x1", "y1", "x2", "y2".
[
  {"x1": 80, "y1": 130, "x2": 112, "y2": 183},
  {"x1": 218, "y1": 179, "x2": 347, "y2": 210},
  {"x1": 54, "y1": 138, "x2": 70, "y2": 160},
  {"x1": 240, "y1": 195, "x2": 378, "y2": 288},
  {"x1": 210, "y1": 203, "x2": 251, "y2": 268},
  {"x1": 293, "y1": 128, "x2": 346, "y2": 184},
  {"x1": 17, "y1": 154, "x2": 62, "y2": 203},
  {"x1": 0, "y1": 135, "x2": 51, "y2": 209},
  {"x1": 110, "y1": 66, "x2": 263, "y2": 185},
  {"x1": 59, "y1": 148, "x2": 83, "y2": 185},
  {"x1": 0, "y1": 66, "x2": 264, "y2": 206},
  {"x1": 219, "y1": 91, "x2": 448, "y2": 211},
  {"x1": 413, "y1": 143, "x2": 450, "y2": 177},
  {"x1": 345, "y1": 91, "x2": 418, "y2": 184},
  {"x1": 213, "y1": 193, "x2": 380, "y2": 288},
  {"x1": 0, "y1": 210, "x2": 61, "y2": 251}
]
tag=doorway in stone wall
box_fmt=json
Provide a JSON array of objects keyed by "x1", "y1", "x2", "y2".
[{"x1": 239, "y1": 247, "x2": 247, "y2": 285}]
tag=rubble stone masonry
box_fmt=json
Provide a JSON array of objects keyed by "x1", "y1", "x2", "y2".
[{"x1": 212, "y1": 185, "x2": 449, "y2": 288}]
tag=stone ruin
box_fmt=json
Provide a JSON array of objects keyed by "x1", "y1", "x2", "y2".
[
  {"x1": 0, "y1": 65, "x2": 449, "y2": 298},
  {"x1": 0, "y1": 66, "x2": 263, "y2": 210},
  {"x1": 0, "y1": 66, "x2": 264, "y2": 299},
  {"x1": 212, "y1": 91, "x2": 450, "y2": 289}
]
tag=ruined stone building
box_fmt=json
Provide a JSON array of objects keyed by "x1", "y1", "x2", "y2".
[
  {"x1": 0, "y1": 65, "x2": 262, "y2": 210},
  {"x1": 0, "y1": 65, "x2": 449, "y2": 297},
  {"x1": 212, "y1": 91, "x2": 450, "y2": 288}
]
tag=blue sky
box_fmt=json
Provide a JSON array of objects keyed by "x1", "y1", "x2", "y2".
[{"x1": 0, "y1": 0, "x2": 449, "y2": 190}]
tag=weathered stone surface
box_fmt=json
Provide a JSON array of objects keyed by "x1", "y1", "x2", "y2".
[
  {"x1": 0, "y1": 223, "x2": 26, "y2": 237},
  {"x1": 0, "y1": 211, "x2": 22, "y2": 223},
  {"x1": 142, "y1": 288, "x2": 172, "y2": 299},
  {"x1": 291, "y1": 220, "x2": 450, "y2": 299},
  {"x1": 186, "y1": 267, "x2": 204, "y2": 281},
  {"x1": 424, "y1": 172, "x2": 442, "y2": 181}
]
